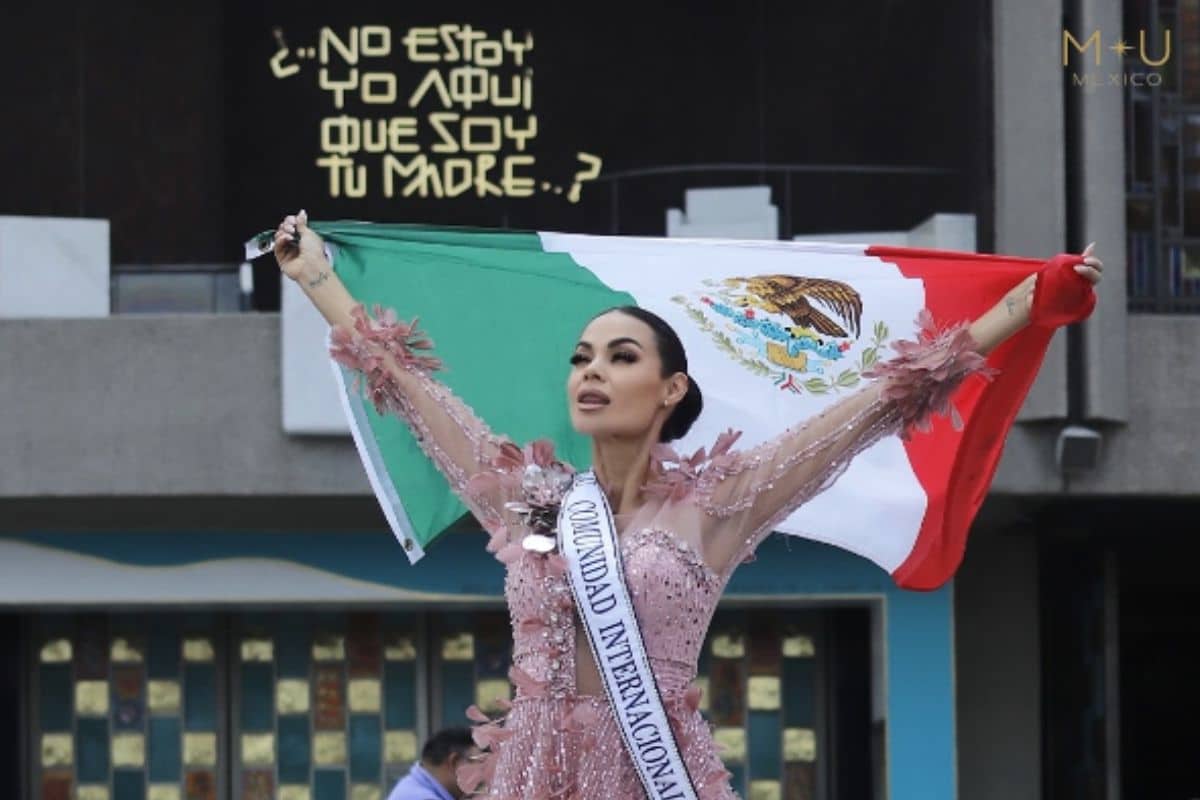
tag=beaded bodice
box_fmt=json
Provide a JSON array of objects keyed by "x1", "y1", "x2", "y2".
[{"x1": 506, "y1": 526, "x2": 721, "y2": 699}]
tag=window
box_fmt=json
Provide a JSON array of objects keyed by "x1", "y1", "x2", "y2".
[{"x1": 1126, "y1": 0, "x2": 1200, "y2": 310}]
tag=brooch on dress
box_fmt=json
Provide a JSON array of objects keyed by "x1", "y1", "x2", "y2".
[
  {"x1": 510, "y1": 459, "x2": 574, "y2": 553},
  {"x1": 470, "y1": 439, "x2": 575, "y2": 554}
]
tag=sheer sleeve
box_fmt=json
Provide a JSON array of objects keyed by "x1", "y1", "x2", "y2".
[
  {"x1": 694, "y1": 310, "x2": 997, "y2": 576},
  {"x1": 329, "y1": 302, "x2": 512, "y2": 538}
]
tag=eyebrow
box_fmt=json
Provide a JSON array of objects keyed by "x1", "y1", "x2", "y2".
[{"x1": 574, "y1": 337, "x2": 645, "y2": 351}]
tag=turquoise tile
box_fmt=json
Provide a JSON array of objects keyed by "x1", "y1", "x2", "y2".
[
  {"x1": 314, "y1": 769, "x2": 346, "y2": 800},
  {"x1": 183, "y1": 664, "x2": 216, "y2": 731},
  {"x1": 180, "y1": 612, "x2": 216, "y2": 630},
  {"x1": 442, "y1": 611, "x2": 469, "y2": 629},
  {"x1": 440, "y1": 663, "x2": 474, "y2": 727},
  {"x1": 148, "y1": 717, "x2": 181, "y2": 782},
  {"x1": 312, "y1": 611, "x2": 346, "y2": 631},
  {"x1": 278, "y1": 715, "x2": 311, "y2": 784},
  {"x1": 276, "y1": 623, "x2": 310, "y2": 679},
  {"x1": 240, "y1": 664, "x2": 274, "y2": 732},
  {"x1": 384, "y1": 662, "x2": 416, "y2": 729},
  {"x1": 383, "y1": 612, "x2": 415, "y2": 630},
  {"x1": 38, "y1": 665, "x2": 72, "y2": 730},
  {"x1": 240, "y1": 612, "x2": 274, "y2": 633},
  {"x1": 783, "y1": 660, "x2": 815, "y2": 726},
  {"x1": 147, "y1": 629, "x2": 179, "y2": 679},
  {"x1": 727, "y1": 764, "x2": 746, "y2": 796},
  {"x1": 748, "y1": 710, "x2": 780, "y2": 779},
  {"x1": 113, "y1": 769, "x2": 145, "y2": 800},
  {"x1": 76, "y1": 718, "x2": 110, "y2": 782},
  {"x1": 349, "y1": 715, "x2": 381, "y2": 782}
]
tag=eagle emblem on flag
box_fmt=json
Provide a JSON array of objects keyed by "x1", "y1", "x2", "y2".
[{"x1": 672, "y1": 274, "x2": 890, "y2": 395}]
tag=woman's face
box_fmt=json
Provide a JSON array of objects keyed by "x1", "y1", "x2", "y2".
[{"x1": 567, "y1": 311, "x2": 683, "y2": 440}]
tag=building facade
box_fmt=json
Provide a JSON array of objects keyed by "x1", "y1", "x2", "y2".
[{"x1": 1, "y1": 0, "x2": 1197, "y2": 798}]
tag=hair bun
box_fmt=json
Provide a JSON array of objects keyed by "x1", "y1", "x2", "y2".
[{"x1": 662, "y1": 375, "x2": 703, "y2": 442}]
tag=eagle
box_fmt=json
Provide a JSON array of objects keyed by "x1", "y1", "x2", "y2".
[{"x1": 724, "y1": 275, "x2": 863, "y2": 339}]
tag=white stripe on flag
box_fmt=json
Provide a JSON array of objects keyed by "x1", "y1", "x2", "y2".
[{"x1": 538, "y1": 232, "x2": 927, "y2": 572}]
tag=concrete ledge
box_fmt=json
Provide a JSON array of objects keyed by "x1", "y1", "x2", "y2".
[{"x1": 1, "y1": 313, "x2": 1195, "y2": 497}]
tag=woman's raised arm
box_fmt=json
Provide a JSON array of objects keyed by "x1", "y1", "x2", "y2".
[
  {"x1": 274, "y1": 211, "x2": 512, "y2": 537},
  {"x1": 695, "y1": 246, "x2": 1104, "y2": 575}
]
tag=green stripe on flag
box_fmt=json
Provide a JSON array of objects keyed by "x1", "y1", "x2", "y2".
[{"x1": 312, "y1": 223, "x2": 634, "y2": 551}]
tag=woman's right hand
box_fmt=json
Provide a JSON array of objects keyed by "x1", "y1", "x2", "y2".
[{"x1": 273, "y1": 209, "x2": 327, "y2": 282}]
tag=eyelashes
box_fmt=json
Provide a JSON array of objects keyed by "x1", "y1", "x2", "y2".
[{"x1": 569, "y1": 352, "x2": 639, "y2": 366}]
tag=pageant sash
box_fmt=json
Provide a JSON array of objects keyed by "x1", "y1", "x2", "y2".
[{"x1": 557, "y1": 471, "x2": 699, "y2": 800}]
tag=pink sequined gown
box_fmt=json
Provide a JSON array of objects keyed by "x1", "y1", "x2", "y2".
[{"x1": 330, "y1": 304, "x2": 990, "y2": 800}]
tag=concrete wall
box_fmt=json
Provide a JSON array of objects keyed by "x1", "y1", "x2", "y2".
[
  {"x1": 954, "y1": 525, "x2": 1043, "y2": 800},
  {"x1": 3, "y1": 314, "x2": 1192, "y2": 498},
  {"x1": 1071, "y1": 316, "x2": 1200, "y2": 494},
  {"x1": 992, "y1": 0, "x2": 1069, "y2": 421},
  {"x1": 0, "y1": 314, "x2": 368, "y2": 497}
]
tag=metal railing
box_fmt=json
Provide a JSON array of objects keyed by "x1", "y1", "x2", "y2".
[{"x1": 593, "y1": 161, "x2": 960, "y2": 237}]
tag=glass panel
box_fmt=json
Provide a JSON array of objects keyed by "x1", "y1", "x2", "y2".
[
  {"x1": 39, "y1": 666, "x2": 72, "y2": 731},
  {"x1": 183, "y1": 665, "x2": 216, "y2": 732},
  {"x1": 183, "y1": 771, "x2": 216, "y2": 800},
  {"x1": 783, "y1": 762, "x2": 816, "y2": 800},
  {"x1": 112, "y1": 770, "x2": 145, "y2": 800},
  {"x1": 113, "y1": 667, "x2": 145, "y2": 731},
  {"x1": 348, "y1": 716, "x2": 381, "y2": 782},
  {"x1": 241, "y1": 664, "x2": 275, "y2": 731},
  {"x1": 312, "y1": 770, "x2": 346, "y2": 800},
  {"x1": 278, "y1": 716, "x2": 311, "y2": 784},
  {"x1": 240, "y1": 770, "x2": 274, "y2": 800},
  {"x1": 148, "y1": 718, "x2": 182, "y2": 782},
  {"x1": 313, "y1": 666, "x2": 347, "y2": 731},
  {"x1": 75, "y1": 719, "x2": 110, "y2": 782},
  {"x1": 277, "y1": 619, "x2": 311, "y2": 679},
  {"x1": 183, "y1": 767, "x2": 219, "y2": 800},
  {"x1": 346, "y1": 615, "x2": 381, "y2": 678},
  {"x1": 1184, "y1": 0, "x2": 1200, "y2": 103},
  {"x1": 76, "y1": 619, "x2": 110, "y2": 680},
  {"x1": 1182, "y1": 113, "x2": 1200, "y2": 238},
  {"x1": 147, "y1": 632, "x2": 179, "y2": 680},
  {"x1": 41, "y1": 771, "x2": 72, "y2": 800}
]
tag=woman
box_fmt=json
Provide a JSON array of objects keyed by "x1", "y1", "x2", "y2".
[{"x1": 273, "y1": 210, "x2": 1102, "y2": 799}]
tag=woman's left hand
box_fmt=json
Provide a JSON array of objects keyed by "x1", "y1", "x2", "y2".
[{"x1": 1075, "y1": 241, "x2": 1104, "y2": 285}]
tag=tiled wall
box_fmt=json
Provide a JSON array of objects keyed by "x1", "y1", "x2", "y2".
[
  {"x1": 702, "y1": 610, "x2": 821, "y2": 800},
  {"x1": 35, "y1": 613, "x2": 223, "y2": 800},
  {"x1": 33, "y1": 609, "x2": 824, "y2": 800},
  {"x1": 231, "y1": 613, "x2": 421, "y2": 800}
]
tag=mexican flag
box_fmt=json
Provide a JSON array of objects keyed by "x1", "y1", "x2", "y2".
[{"x1": 249, "y1": 223, "x2": 1060, "y2": 590}]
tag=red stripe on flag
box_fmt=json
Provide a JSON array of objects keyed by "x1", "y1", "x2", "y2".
[{"x1": 865, "y1": 246, "x2": 1051, "y2": 590}]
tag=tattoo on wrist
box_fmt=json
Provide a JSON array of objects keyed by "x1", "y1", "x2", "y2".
[
  {"x1": 1005, "y1": 296, "x2": 1018, "y2": 316},
  {"x1": 307, "y1": 270, "x2": 330, "y2": 289}
]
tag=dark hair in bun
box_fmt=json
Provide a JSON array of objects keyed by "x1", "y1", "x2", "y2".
[{"x1": 599, "y1": 306, "x2": 703, "y2": 442}]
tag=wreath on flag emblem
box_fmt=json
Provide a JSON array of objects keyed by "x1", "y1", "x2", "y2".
[{"x1": 672, "y1": 275, "x2": 890, "y2": 395}]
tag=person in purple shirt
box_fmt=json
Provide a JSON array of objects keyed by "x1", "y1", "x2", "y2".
[{"x1": 387, "y1": 727, "x2": 478, "y2": 800}]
